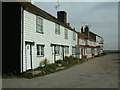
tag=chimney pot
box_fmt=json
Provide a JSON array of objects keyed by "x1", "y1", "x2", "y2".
[
  {"x1": 81, "y1": 26, "x2": 83, "y2": 33},
  {"x1": 67, "y1": 23, "x2": 70, "y2": 26}
]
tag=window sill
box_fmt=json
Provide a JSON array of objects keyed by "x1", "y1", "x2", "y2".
[
  {"x1": 37, "y1": 55, "x2": 44, "y2": 57},
  {"x1": 55, "y1": 34, "x2": 60, "y2": 35},
  {"x1": 55, "y1": 54, "x2": 60, "y2": 56},
  {"x1": 36, "y1": 31, "x2": 44, "y2": 34},
  {"x1": 72, "y1": 54, "x2": 76, "y2": 55}
]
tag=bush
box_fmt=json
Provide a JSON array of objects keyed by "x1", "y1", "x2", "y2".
[
  {"x1": 55, "y1": 59, "x2": 62, "y2": 63},
  {"x1": 36, "y1": 63, "x2": 58, "y2": 75},
  {"x1": 40, "y1": 58, "x2": 49, "y2": 67},
  {"x1": 64, "y1": 56, "x2": 72, "y2": 64},
  {"x1": 22, "y1": 73, "x2": 34, "y2": 79},
  {"x1": 42, "y1": 64, "x2": 58, "y2": 74}
]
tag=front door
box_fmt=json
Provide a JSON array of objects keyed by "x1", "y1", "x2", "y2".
[
  {"x1": 81, "y1": 49, "x2": 83, "y2": 58},
  {"x1": 26, "y1": 43, "x2": 32, "y2": 70}
]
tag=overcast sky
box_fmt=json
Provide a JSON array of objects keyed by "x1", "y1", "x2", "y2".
[{"x1": 34, "y1": 2, "x2": 118, "y2": 50}]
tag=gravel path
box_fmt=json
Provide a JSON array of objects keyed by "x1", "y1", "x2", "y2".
[{"x1": 2, "y1": 53, "x2": 119, "y2": 88}]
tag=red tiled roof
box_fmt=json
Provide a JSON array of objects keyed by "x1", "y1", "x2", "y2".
[
  {"x1": 78, "y1": 32, "x2": 95, "y2": 42},
  {"x1": 80, "y1": 45, "x2": 96, "y2": 48},
  {"x1": 88, "y1": 36, "x2": 95, "y2": 42},
  {"x1": 78, "y1": 32, "x2": 88, "y2": 39}
]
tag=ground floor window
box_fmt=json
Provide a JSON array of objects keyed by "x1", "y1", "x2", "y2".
[
  {"x1": 55, "y1": 45, "x2": 60, "y2": 55},
  {"x1": 91, "y1": 48, "x2": 95, "y2": 54},
  {"x1": 87, "y1": 48, "x2": 91, "y2": 54},
  {"x1": 72, "y1": 47, "x2": 76, "y2": 55},
  {"x1": 65, "y1": 46, "x2": 69, "y2": 54},
  {"x1": 37, "y1": 44, "x2": 44, "y2": 56}
]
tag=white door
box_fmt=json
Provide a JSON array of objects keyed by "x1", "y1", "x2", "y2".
[
  {"x1": 26, "y1": 43, "x2": 32, "y2": 70},
  {"x1": 52, "y1": 46, "x2": 55, "y2": 63}
]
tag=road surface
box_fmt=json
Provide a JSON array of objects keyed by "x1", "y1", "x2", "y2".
[{"x1": 2, "y1": 53, "x2": 119, "y2": 88}]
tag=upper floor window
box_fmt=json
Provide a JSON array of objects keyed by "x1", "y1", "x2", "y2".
[
  {"x1": 82, "y1": 39, "x2": 84, "y2": 44},
  {"x1": 65, "y1": 28, "x2": 68, "y2": 39},
  {"x1": 73, "y1": 32, "x2": 76, "y2": 40},
  {"x1": 36, "y1": 16, "x2": 43, "y2": 33},
  {"x1": 55, "y1": 23, "x2": 60, "y2": 35},
  {"x1": 37, "y1": 44, "x2": 44, "y2": 57}
]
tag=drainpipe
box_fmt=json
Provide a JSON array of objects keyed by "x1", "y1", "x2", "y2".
[{"x1": 54, "y1": 46, "x2": 56, "y2": 63}]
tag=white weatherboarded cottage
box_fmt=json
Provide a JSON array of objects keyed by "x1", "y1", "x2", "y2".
[
  {"x1": 23, "y1": 10, "x2": 78, "y2": 72},
  {"x1": 2, "y1": 2, "x2": 78, "y2": 74}
]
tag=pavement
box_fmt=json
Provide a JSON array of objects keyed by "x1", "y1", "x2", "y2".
[{"x1": 2, "y1": 53, "x2": 119, "y2": 88}]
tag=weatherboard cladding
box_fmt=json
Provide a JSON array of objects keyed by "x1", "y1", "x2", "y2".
[{"x1": 18, "y1": 2, "x2": 77, "y2": 33}]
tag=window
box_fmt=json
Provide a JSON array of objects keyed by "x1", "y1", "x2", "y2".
[
  {"x1": 65, "y1": 28, "x2": 68, "y2": 39},
  {"x1": 36, "y1": 16, "x2": 43, "y2": 33},
  {"x1": 85, "y1": 39, "x2": 88, "y2": 45},
  {"x1": 73, "y1": 32, "x2": 76, "y2": 40},
  {"x1": 55, "y1": 46, "x2": 60, "y2": 55},
  {"x1": 82, "y1": 39, "x2": 84, "y2": 44},
  {"x1": 55, "y1": 23, "x2": 60, "y2": 35},
  {"x1": 87, "y1": 48, "x2": 91, "y2": 54},
  {"x1": 65, "y1": 46, "x2": 69, "y2": 54},
  {"x1": 72, "y1": 47, "x2": 76, "y2": 55},
  {"x1": 37, "y1": 44, "x2": 44, "y2": 56}
]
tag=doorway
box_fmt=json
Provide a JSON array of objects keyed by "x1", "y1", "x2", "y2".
[{"x1": 25, "y1": 43, "x2": 32, "y2": 70}]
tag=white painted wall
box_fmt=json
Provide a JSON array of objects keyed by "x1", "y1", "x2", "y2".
[
  {"x1": 22, "y1": 10, "x2": 78, "y2": 72},
  {"x1": 79, "y1": 38, "x2": 86, "y2": 45}
]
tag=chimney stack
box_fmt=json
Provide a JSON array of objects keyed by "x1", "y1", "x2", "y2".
[
  {"x1": 57, "y1": 11, "x2": 67, "y2": 23},
  {"x1": 81, "y1": 26, "x2": 83, "y2": 33}
]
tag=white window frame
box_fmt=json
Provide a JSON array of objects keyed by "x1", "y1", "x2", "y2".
[
  {"x1": 55, "y1": 23, "x2": 60, "y2": 35},
  {"x1": 65, "y1": 28, "x2": 68, "y2": 39},
  {"x1": 55, "y1": 45, "x2": 60, "y2": 55},
  {"x1": 73, "y1": 32, "x2": 76, "y2": 40},
  {"x1": 72, "y1": 47, "x2": 76, "y2": 55},
  {"x1": 87, "y1": 48, "x2": 91, "y2": 54},
  {"x1": 37, "y1": 44, "x2": 44, "y2": 56},
  {"x1": 36, "y1": 16, "x2": 43, "y2": 33},
  {"x1": 82, "y1": 39, "x2": 84, "y2": 44},
  {"x1": 65, "y1": 46, "x2": 69, "y2": 54}
]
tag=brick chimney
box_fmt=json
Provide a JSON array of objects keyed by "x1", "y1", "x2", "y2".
[
  {"x1": 57, "y1": 11, "x2": 67, "y2": 23},
  {"x1": 84, "y1": 25, "x2": 89, "y2": 36}
]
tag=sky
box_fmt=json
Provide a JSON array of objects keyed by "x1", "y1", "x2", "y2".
[{"x1": 34, "y1": 1, "x2": 118, "y2": 50}]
